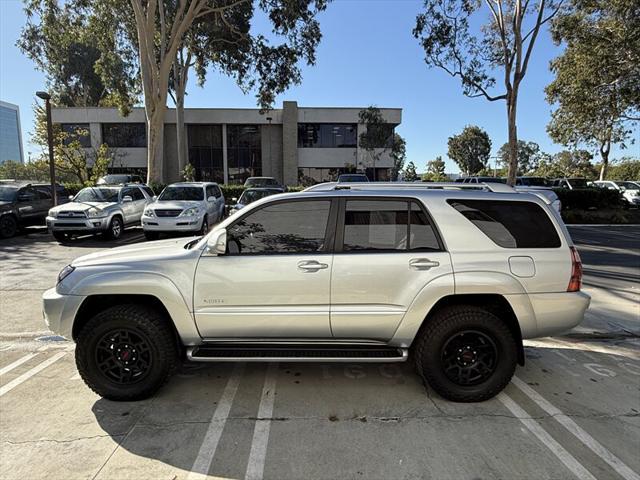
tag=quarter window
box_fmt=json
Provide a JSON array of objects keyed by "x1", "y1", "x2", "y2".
[
  {"x1": 342, "y1": 200, "x2": 440, "y2": 252},
  {"x1": 447, "y1": 199, "x2": 561, "y2": 248},
  {"x1": 227, "y1": 201, "x2": 331, "y2": 255}
]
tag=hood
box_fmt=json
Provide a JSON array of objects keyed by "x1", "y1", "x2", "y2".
[
  {"x1": 150, "y1": 200, "x2": 202, "y2": 210},
  {"x1": 52, "y1": 201, "x2": 117, "y2": 213},
  {"x1": 72, "y1": 237, "x2": 197, "y2": 268}
]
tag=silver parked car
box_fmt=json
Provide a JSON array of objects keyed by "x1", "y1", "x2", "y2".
[
  {"x1": 46, "y1": 184, "x2": 153, "y2": 242},
  {"x1": 228, "y1": 187, "x2": 284, "y2": 215},
  {"x1": 43, "y1": 182, "x2": 589, "y2": 402},
  {"x1": 141, "y1": 182, "x2": 225, "y2": 240}
]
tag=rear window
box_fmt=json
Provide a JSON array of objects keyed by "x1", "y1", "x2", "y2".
[{"x1": 447, "y1": 199, "x2": 561, "y2": 248}]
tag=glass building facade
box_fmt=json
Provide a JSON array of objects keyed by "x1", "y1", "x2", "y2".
[{"x1": 0, "y1": 102, "x2": 24, "y2": 164}]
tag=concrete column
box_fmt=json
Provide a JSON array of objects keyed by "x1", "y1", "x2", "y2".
[
  {"x1": 222, "y1": 124, "x2": 228, "y2": 184},
  {"x1": 282, "y1": 101, "x2": 298, "y2": 186}
]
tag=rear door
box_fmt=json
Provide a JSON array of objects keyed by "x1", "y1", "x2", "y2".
[{"x1": 330, "y1": 198, "x2": 453, "y2": 341}]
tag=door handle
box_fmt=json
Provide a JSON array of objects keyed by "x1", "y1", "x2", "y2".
[
  {"x1": 297, "y1": 260, "x2": 328, "y2": 272},
  {"x1": 409, "y1": 258, "x2": 440, "y2": 270}
]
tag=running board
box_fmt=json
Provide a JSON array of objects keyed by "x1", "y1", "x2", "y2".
[{"x1": 187, "y1": 344, "x2": 408, "y2": 363}]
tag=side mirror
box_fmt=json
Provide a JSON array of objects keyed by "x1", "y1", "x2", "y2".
[
  {"x1": 206, "y1": 229, "x2": 227, "y2": 255},
  {"x1": 152, "y1": 195, "x2": 158, "y2": 201},
  {"x1": 231, "y1": 197, "x2": 238, "y2": 202},
  {"x1": 68, "y1": 195, "x2": 74, "y2": 201},
  {"x1": 122, "y1": 195, "x2": 133, "y2": 203},
  {"x1": 207, "y1": 196, "x2": 216, "y2": 202}
]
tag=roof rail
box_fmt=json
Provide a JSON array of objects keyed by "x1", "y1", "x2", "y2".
[{"x1": 303, "y1": 181, "x2": 515, "y2": 193}]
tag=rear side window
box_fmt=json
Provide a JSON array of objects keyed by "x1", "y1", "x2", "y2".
[
  {"x1": 342, "y1": 199, "x2": 441, "y2": 252},
  {"x1": 227, "y1": 200, "x2": 331, "y2": 255},
  {"x1": 447, "y1": 199, "x2": 561, "y2": 248},
  {"x1": 141, "y1": 186, "x2": 155, "y2": 197}
]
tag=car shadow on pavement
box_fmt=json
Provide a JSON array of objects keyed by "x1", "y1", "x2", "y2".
[{"x1": 88, "y1": 341, "x2": 640, "y2": 479}]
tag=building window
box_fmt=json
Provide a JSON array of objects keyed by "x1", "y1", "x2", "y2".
[
  {"x1": 188, "y1": 125, "x2": 224, "y2": 183},
  {"x1": 101, "y1": 123, "x2": 146, "y2": 147},
  {"x1": 227, "y1": 125, "x2": 261, "y2": 184},
  {"x1": 298, "y1": 124, "x2": 357, "y2": 148},
  {"x1": 60, "y1": 123, "x2": 91, "y2": 148}
]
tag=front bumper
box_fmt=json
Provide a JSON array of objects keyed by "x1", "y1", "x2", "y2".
[
  {"x1": 47, "y1": 215, "x2": 109, "y2": 233},
  {"x1": 142, "y1": 214, "x2": 204, "y2": 232},
  {"x1": 526, "y1": 291, "x2": 591, "y2": 338},
  {"x1": 42, "y1": 287, "x2": 86, "y2": 339}
]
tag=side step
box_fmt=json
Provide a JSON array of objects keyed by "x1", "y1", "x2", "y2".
[{"x1": 187, "y1": 344, "x2": 408, "y2": 363}]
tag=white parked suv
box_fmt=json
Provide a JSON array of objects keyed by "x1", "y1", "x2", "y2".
[
  {"x1": 42, "y1": 182, "x2": 589, "y2": 402},
  {"x1": 591, "y1": 180, "x2": 640, "y2": 207},
  {"x1": 141, "y1": 182, "x2": 225, "y2": 240}
]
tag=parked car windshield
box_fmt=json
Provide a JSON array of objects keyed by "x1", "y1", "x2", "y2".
[
  {"x1": 338, "y1": 175, "x2": 369, "y2": 182},
  {"x1": 517, "y1": 177, "x2": 550, "y2": 187},
  {"x1": 616, "y1": 181, "x2": 640, "y2": 190},
  {"x1": 244, "y1": 177, "x2": 279, "y2": 187},
  {"x1": 97, "y1": 174, "x2": 136, "y2": 185},
  {"x1": 74, "y1": 187, "x2": 120, "y2": 203},
  {"x1": 238, "y1": 189, "x2": 282, "y2": 205},
  {"x1": 569, "y1": 179, "x2": 589, "y2": 188},
  {"x1": 0, "y1": 186, "x2": 18, "y2": 202},
  {"x1": 159, "y1": 186, "x2": 204, "y2": 201}
]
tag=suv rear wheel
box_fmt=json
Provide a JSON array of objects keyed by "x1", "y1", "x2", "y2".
[
  {"x1": 75, "y1": 304, "x2": 178, "y2": 401},
  {"x1": 414, "y1": 305, "x2": 517, "y2": 402},
  {"x1": 0, "y1": 215, "x2": 18, "y2": 239}
]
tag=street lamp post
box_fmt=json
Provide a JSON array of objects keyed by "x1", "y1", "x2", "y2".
[{"x1": 36, "y1": 91, "x2": 57, "y2": 206}]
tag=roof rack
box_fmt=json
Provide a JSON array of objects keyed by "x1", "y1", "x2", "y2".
[{"x1": 303, "y1": 181, "x2": 515, "y2": 194}]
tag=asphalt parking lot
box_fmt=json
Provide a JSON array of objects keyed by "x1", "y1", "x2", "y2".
[{"x1": 1, "y1": 225, "x2": 638, "y2": 480}]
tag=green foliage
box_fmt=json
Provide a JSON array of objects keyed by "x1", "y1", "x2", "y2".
[
  {"x1": 532, "y1": 150, "x2": 597, "y2": 179},
  {"x1": 423, "y1": 156, "x2": 447, "y2": 182},
  {"x1": 358, "y1": 106, "x2": 405, "y2": 180},
  {"x1": 554, "y1": 188, "x2": 623, "y2": 210},
  {"x1": 605, "y1": 157, "x2": 640, "y2": 181},
  {"x1": 447, "y1": 126, "x2": 492, "y2": 176},
  {"x1": 546, "y1": 0, "x2": 640, "y2": 177},
  {"x1": 182, "y1": 163, "x2": 196, "y2": 182},
  {"x1": 497, "y1": 141, "x2": 543, "y2": 174},
  {"x1": 390, "y1": 134, "x2": 407, "y2": 181},
  {"x1": 404, "y1": 161, "x2": 419, "y2": 182},
  {"x1": 0, "y1": 159, "x2": 51, "y2": 182}
]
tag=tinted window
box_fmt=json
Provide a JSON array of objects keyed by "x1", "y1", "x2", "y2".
[
  {"x1": 342, "y1": 200, "x2": 440, "y2": 252},
  {"x1": 298, "y1": 124, "x2": 358, "y2": 148},
  {"x1": 227, "y1": 200, "x2": 330, "y2": 255},
  {"x1": 159, "y1": 186, "x2": 204, "y2": 201},
  {"x1": 130, "y1": 187, "x2": 144, "y2": 201},
  {"x1": 447, "y1": 199, "x2": 561, "y2": 248},
  {"x1": 102, "y1": 123, "x2": 146, "y2": 147},
  {"x1": 34, "y1": 187, "x2": 52, "y2": 200},
  {"x1": 206, "y1": 185, "x2": 221, "y2": 199},
  {"x1": 61, "y1": 123, "x2": 91, "y2": 147},
  {"x1": 141, "y1": 186, "x2": 155, "y2": 197},
  {"x1": 227, "y1": 125, "x2": 261, "y2": 184}
]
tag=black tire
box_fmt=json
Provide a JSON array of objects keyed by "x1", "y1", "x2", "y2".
[
  {"x1": 75, "y1": 304, "x2": 178, "y2": 401},
  {"x1": 52, "y1": 231, "x2": 70, "y2": 243},
  {"x1": 0, "y1": 215, "x2": 18, "y2": 239},
  {"x1": 199, "y1": 216, "x2": 209, "y2": 235},
  {"x1": 104, "y1": 216, "x2": 123, "y2": 240},
  {"x1": 144, "y1": 231, "x2": 160, "y2": 241},
  {"x1": 413, "y1": 305, "x2": 517, "y2": 402}
]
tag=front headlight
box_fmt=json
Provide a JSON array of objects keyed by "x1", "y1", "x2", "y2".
[
  {"x1": 57, "y1": 264, "x2": 75, "y2": 284},
  {"x1": 87, "y1": 209, "x2": 106, "y2": 218},
  {"x1": 48, "y1": 209, "x2": 58, "y2": 218},
  {"x1": 144, "y1": 208, "x2": 155, "y2": 217},
  {"x1": 180, "y1": 207, "x2": 201, "y2": 217}
]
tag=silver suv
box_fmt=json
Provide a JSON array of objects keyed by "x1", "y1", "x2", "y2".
[
  {"x1": 42, "y1": 183, "x2": 590, "y2": 402},
  {"x1": 47, "y1": 184, "x2": 153, "y2": 242}
]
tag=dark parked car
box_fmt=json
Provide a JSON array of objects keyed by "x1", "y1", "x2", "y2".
[
  {"x1": 0, "y1": 181, "x2": 69, "y2": 238},
  {"x1": 243, "y1": 176, "x2": 281, "y2": 188}
]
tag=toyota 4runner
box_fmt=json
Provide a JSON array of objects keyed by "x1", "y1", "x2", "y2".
[{"x1": 42, "y1": 182, "x2": 590, "y2": 402}]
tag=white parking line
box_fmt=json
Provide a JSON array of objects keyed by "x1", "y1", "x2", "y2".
[
  {"x1": 187, "y1": 363, "x2": 245, "y2": 480},
  {"x1": 497, "y1": 392, "x2": 597, "y2": 480},
  {"x1": 512, "y1": 376, "x2": 640, "y2": 480},
  {"x1": 0, "y1": 352, "x2": 38, "y2": 376},
  {"x1": 245, "y1": 363, "x2": 279, "y2": 480},
  {"x1": 0, "y1": 352, "x2": 66, "y2": 397}
]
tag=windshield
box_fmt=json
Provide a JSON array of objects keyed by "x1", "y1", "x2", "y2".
[
  {"x1": 159, "y1": 186, "x2": 204, "y2": 201},
  {"x1": 338, "y1": 175, "x2": 368, "y2": 182},
  {"x1": 238, "y1": 189, "x2": 280, "y2": 205},
  {"x1": 616, "y1": 181, "x2": 640, "y2": 190},
  {"x1": 0, "y1": 186, "x2": 18, "y2": 202},
  {"x1": 99, "y1": 175, "x2": 129, "y2": 184},
  {"x1": 74, "y1": 187, "x2": 120, "y2": 203},
  {"x1": 245, "y1": 178, "x2": 278, "y2": 187},
  {"x1": 569, "y1": 179, "x2": 589, "y2": 188},
  {"x1": 518, "y1": 177, "x2": 549, "y2": 187}
]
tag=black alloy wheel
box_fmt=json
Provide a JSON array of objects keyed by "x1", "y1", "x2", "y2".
[
  {"x1": 95, "y1": 328, "x2": 154, "y2": 385},
  {"x1": 0, "y1": 215, "x2": 18, "y2": 239},
  {"x1": 441, "y1": 330, "x2": 498, "y2": 386}
]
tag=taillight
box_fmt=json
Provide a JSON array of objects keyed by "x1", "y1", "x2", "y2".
[{"x1": 567, "y1": 246, "x2": 582, "y2": 292}]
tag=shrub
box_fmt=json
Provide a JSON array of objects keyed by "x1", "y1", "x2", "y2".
[{"x1": 552, "y1": 188, "x2": 623, "y2": 210}]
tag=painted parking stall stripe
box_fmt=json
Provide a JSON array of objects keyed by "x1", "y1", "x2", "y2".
[
  {"x1": 245, "y1": 363, "x2": 279, "y2": 480},
  {"x1": 0, "y1": 352, "x2": 39, "y2": 376},
  {"x1": 0, "y1": 352, "x2": 66, "y2": 397},
  {"x1": 188, "y1": 363, "x2": 245, "y2": 480},
  {"x1": 512, "y1": 376, "x2": 640, "y2": 480},
  {"x1": 497, "y1": 392, "x2": 597, "y2": 480}
]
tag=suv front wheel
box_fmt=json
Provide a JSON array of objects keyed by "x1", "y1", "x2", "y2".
[
  {"x1": 75, "y1": 304, "x2": 178, "y2": 401},
  {"x1": 413, "y1": 305, "x2": 517, "y2": 402}
]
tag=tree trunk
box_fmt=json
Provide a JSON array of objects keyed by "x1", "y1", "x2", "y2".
[
  {"x1": 146, "y1": 105, "x2": 166, "y2": 184},
  {"x1": 506, "y1": 89, "x2": 519, "y2": 186},
  {"x1": 599, "y1": 139, "x2": 610, "y2": 181},
  {"x1": 175, "y1": 91, "x2": 186, "y2": 179}
]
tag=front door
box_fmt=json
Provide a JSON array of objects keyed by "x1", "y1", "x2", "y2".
[
  {"x1": 330, "y1": 198, "x2": 453, "y2": 341},
  {"x1": 194, "y1": 198, "x2": 336, "y2": 339}
]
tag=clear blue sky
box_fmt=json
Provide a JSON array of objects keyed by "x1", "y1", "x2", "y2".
[{"x1": 1, "y1": 0, "x2": 637, "y2": 172}]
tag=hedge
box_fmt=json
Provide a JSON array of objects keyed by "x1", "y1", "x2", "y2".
[{"x1": 552, "y1": 187, "x2": 623, "y2": 210}]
